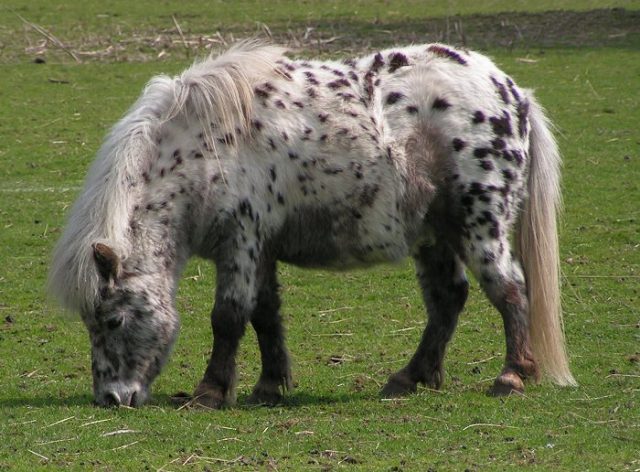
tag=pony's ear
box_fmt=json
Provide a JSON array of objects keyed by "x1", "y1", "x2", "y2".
[{"x1": 92, "y1": 243, "x2": 121, "y2": 282}]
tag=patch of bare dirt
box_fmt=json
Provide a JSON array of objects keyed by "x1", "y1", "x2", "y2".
[{"x1": 7, "y1": 8, "x2": 640, "y2": 64}]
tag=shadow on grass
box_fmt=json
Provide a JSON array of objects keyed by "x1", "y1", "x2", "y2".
[
  {"x1": 0, "y1": 394, "x2": 94, "y2": 409},
  {"x1": 0, "y1": 390, "x2": 370, "y2": 411},
  {"x1": 151, "y1": 390, "x2": 371, "y2": 411}
]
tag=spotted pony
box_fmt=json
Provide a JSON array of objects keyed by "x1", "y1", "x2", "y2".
[{"x1": 49, "y1": 41, "x2": 576, "y2": 408}]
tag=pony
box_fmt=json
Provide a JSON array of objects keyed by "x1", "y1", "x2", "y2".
[{"x1": 49, "y1": 40, "x2": 576, "y2": 408}]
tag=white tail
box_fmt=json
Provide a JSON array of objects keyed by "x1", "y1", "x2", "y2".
[{"x1": 517, "y1": 95, "x2": 576, "y2": 386}]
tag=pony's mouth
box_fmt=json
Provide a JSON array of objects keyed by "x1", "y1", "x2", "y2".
[{"x1": 95, "y1": 382, "x2": 148, "y2": 408}]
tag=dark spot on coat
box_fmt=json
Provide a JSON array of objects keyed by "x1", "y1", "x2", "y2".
[
  {"x1": 406, "y1": 105, "x2": 419, "y2": 115},
  {"x1": 343, "y1": 58, "x2": 357, "y2": 68},
  {"x1": 327, "y1": 78, "x2": 350, "y2": 89},
  {"x1": 371, "y1": 52, "x2": 385, "y2": 72},
  {"x1": 512, "y1": 149, "x2": 525, "y2": 166},
  {"x1": 469, "y1": 182, "x2": 485, "y2": 195},
  {"x1": 472, "y1": 110, "x2": 486, "y2": 124},
  {"x1": 218, "y1": 133, "x2": 234, "y2": 145},
  {"x1": 170, "y1": 156, "x2": 183, "y2": 171},
  {"x1": 385, "y1": 92, "x2": 404, "y2": 105},
  {"x1": 490, "y1": 112, "x2": 513, "y2": 137},
  {"x1": 254, "y1": 86, "x2": 270, "y2": 99},
  {"x1": 491, "y1": 76, "x2": 511, "y2": 104},
  {"x1": 323, "y1": 166, "x2": 343, "y2": 175},
  {"x1": 502, "y1": 150, "x2": 514, "y2": 162},
  {"x1": 452, "y1": 138, "x2": 466, "y2": 152},
  {"x1": 502, "y1": 169, "x2": 515, "y2": 181},
  {"x1": 277, "y1": 193, "x2": 285, "y2": 205},
  {"x1": 337, "y1": 92, "x2": 355, "y2": 102},
  {"x1": 427, "y1": 44, "x2": 468, "y2": 65},
  {"x1": 491, "y1": 138, "x2": 506, "y2": 150},
  {"x1": 239, "y1": 199, "x2": 253, "y2": 219},
  {"x1": 506, "y1": 77, "x2": 521, "y2": 102},
  {"x1": 304, "y1": 71, "x2": 319, "y2": 86},
  {"x1": 517, "y1": 100, "x2": 530, "y2": 138},
  {"x1": 473, "y1": 148, "x2": 491, "y2": 159},
  {"x1": 433, "y1": 97, "x2": 451, "y2": 110},
  {"x1": 269, "y1": 165, "x2": 277, "y2": 182},
  {"x1": 388, "y1": 52, "x2": 409, "y2": 72},
  {"x1": 288, "y1": 151, "x2": 299, "y2": 160},
  {"x1": 359, "y1": 184, "x2": 380, "y2": 207},
  {"x1": 318, "y1": 113, "x2": 329, "y2": 123},
  {"x1": 480, "y1": 160, "x2": 494, "y2": 171}
]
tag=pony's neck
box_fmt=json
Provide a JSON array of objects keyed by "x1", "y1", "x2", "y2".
[{"x1": 125, "y1": 204, "x2": 193, "y2": 297}]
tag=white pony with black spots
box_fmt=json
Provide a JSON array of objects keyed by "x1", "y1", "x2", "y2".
[{"x1": 49, "y1": 41, "x2": 576, "y2": 408}]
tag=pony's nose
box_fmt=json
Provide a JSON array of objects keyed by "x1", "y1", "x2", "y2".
[
  {"x1": 103, "y1": 391, "x2": 122, "y2": 407},
  {"x1": 98, "y1": 386, "x2": 143, "y2": 408}
]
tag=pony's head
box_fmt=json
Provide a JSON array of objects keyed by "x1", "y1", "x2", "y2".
[{"x1": 85, "y1": 243, "x2": 179, "y2": 407}]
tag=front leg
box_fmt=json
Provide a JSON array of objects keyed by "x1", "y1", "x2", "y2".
[
  {"x1": 193, "y1": 297, "x2": 248, "y2": 409},
  {"x1": 193, "y1": 241, "x2": 259, "y2": 409},
  {"x1": 247, "y1": 259, "x2": 293, "y2": 406}
]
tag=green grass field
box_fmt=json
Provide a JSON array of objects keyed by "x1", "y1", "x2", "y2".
[{"x1": 1, "y1": 1, "x2": 639, "y2": 470}]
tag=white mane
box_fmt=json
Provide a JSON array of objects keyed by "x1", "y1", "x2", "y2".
[{"x1": 48, "y1": 41, "x2": 286, "y2": 314}]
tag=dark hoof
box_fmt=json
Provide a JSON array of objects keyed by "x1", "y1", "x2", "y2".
[
  {"x1": 490, "y1": 371, "x2": 525, "y2": 396},
  {"x1": 247, "y1": 386, "x2": 283, "y2": 406},
  {"x1": 423, "y1": 366, "x2": 444, "y2": 390},
  {"x1": 190, "y1": 383, "x2": 234, "y2": 409},
  {"x1": 247, "y1": 376, "x2": 292, "y2": 406},
  {"x1": 381, "y1": 370, "x2": 417, "y2": 398},
  {"x1": 169, "y1": 391, "x2": 192, "y2": 407}
]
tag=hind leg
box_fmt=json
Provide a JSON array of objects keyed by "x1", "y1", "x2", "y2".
[
  {"x1": 247, "y1": 259, "x2": 293, "y2": 406},
  {"x1": 465, "y1": 236, "x2": 539, "y2": 395},
  {"x1": 381, "y1": 242, "x2": 469, "y2": 397}
]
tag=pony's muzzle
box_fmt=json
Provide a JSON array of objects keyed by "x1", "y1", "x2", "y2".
[{"x1": 96, "y1": 383, "x2": 147, "y2": 408}]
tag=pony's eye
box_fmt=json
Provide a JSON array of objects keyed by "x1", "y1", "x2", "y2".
[{"x1": 105, "y1": 316, "x2": 124, "y2": 330}]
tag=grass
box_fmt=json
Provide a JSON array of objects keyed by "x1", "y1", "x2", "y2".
[{"x1": 1, "y1": 1, "x2": 639, "y2": 470}]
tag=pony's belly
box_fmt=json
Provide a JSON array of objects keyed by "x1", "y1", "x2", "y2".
[{"x1": 275, "y1": 205, "x2": 410, "y2": 269}]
